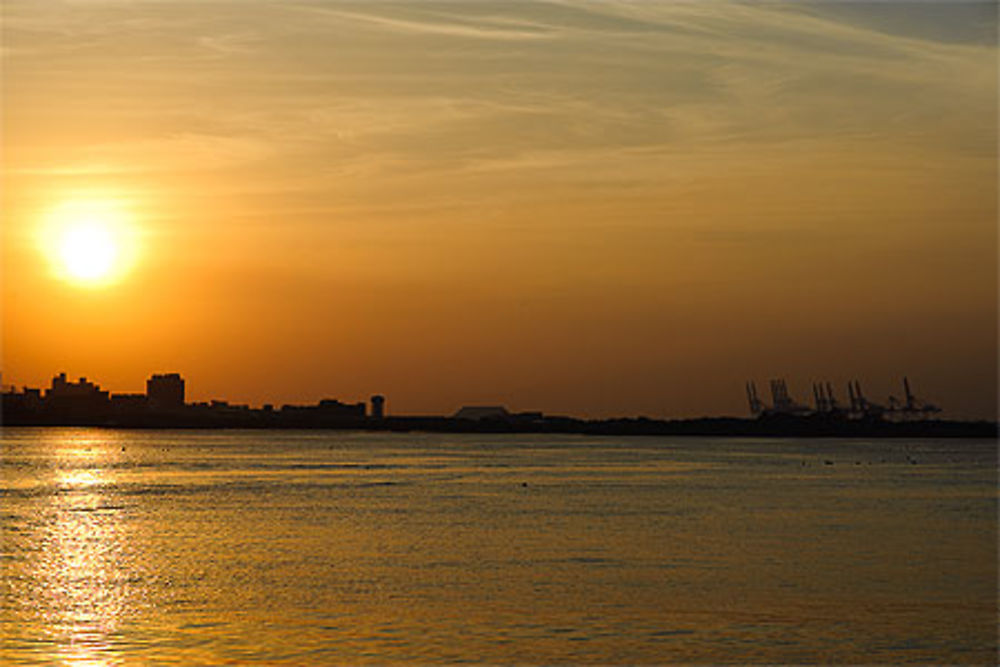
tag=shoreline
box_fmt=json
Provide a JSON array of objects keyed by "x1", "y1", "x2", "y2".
[{"x1": 3, "y1": 415, "x2": 996, "y2": 439}]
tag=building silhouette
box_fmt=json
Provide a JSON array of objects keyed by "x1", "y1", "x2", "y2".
[
  {"x1": 316, "y1": 399, "x2": 365, "y2": 418},
  {"x1": 147, "y1": 373, "x2": 185, "y2": 410},
  {"x1": 45, "y1": 372, "x2": 110, "y2": 420},
  {"x1": 453, "y1": 405, "x2": 510, "y2": 421},
  {"x1": 370, "y1": 395, "x2": 385, "y2": 419},
  {"x1": 1, "y1": 367, "x2": 981, "y2": 436},
  {"x1": 111, "y1": 393, "x2": 148, "y2": 416}
]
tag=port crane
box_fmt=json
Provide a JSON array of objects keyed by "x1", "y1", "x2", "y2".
[
  {"x1": 746, "y1": 377, "x2": 941, "y2": 421},
  {"x1": 886, "y1": 376, "x2": 941, "y2": 419}
]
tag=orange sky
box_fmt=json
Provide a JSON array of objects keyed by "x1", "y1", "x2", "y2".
[{"x1": 2, "y1": 1, "x2": 997, "y2": 419}]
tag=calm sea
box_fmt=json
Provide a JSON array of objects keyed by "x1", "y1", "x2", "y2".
[{"x1": 1, "y1": 428, "x2": 996, "y2": 664}]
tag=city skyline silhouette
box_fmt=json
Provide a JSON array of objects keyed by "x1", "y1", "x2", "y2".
[
  {"x1": 1, "y1": 3, "x2": 996, "y2": 664},
  {"x1": 4, "y1": 368, "x2": 993, "y2": 438},
  {"x1": 2, "y1": 2, "x2": 996, "y2": 421}
]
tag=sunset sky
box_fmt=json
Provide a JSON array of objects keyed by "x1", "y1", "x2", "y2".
[{"x1": 2, "y1": 1, "x2": 997, "y2": 419}]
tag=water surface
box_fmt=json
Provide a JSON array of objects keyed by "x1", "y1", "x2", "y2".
[{"x1": 1, "y1": 428, "x2": 996, "y2": 663}]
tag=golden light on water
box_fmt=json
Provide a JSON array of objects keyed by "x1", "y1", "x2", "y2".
[
  {"x1": 2, "y1": 428, "x2": 997, "y2": 663},
  {"x1": 29, "y1": 435, "x2": 134, "y2": 665},
  {"x1": 38, "y1": 199, "x2": 141, "y2": 288},
  {"x1": 58, "y1": 469, "x2": 103, "y2": 489}
]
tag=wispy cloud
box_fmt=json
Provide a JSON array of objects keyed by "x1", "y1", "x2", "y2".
[
  {"x1": 3, "y1": 1, "x2": 994, "y2": 189},
  {"x1": 293, "y1": 4, "x2": 559, "y2": 41},
  {"x1": 2, "y1": 1, "x2": 995, "y2": 418}
]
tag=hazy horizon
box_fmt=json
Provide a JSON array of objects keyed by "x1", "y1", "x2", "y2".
[
  {"x1": 1, "y1": 367, "x2": 990, "y2": 423},
  {"x1": 3, "y1": 1, "x2": 997, "y2": 420}
]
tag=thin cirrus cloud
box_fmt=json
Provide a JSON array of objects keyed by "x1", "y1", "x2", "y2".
[
  {"x1": 3, "y1": 1, "x2": 993, "y2": 185},
  {"x1": 294, "y1": 4, "x2": 559, "y2": 41},
  {"x1": 1, "y1": 1, "x2": 996, "y2": 418},
  {"x1": 4, "y1": 1, "x2": 993, "y2": 249}
]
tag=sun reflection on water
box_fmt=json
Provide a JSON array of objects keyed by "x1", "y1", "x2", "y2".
[
  {"x1": 27, "y1": 431, "x2": 136, "y2": 665},
  {"x1": 3, "y1": 430, "x2": 997, "y2": 664},
  {"x1": 58, "y1": 469, "x2": 103, "y2": 489}
]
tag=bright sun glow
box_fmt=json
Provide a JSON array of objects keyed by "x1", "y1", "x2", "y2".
[
  {"x1": 59, "y1": 223, "x2": 118, "y2": 280},
  {"x1": 40, "y1": 199, "x2": 139, "y2": 287}
]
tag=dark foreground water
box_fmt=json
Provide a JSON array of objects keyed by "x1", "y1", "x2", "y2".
[{"x1": 1, "y1": 429, "x2": 996, "y2": 664}]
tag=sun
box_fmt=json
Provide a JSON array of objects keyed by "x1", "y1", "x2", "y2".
[
  {"x1": 40, "y1": 199, "x2": 139, "y2": 287},
  {"x1": 58, "y1": 221, "x2": 118, "y2": 281}
]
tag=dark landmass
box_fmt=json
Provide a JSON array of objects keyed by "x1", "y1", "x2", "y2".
[
  {"x1": 2, "y1": 407, "x2": 995, "y2": 438},
  {"x1": 2, "y1": 372, "x2": 996, "y2": 438}
]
